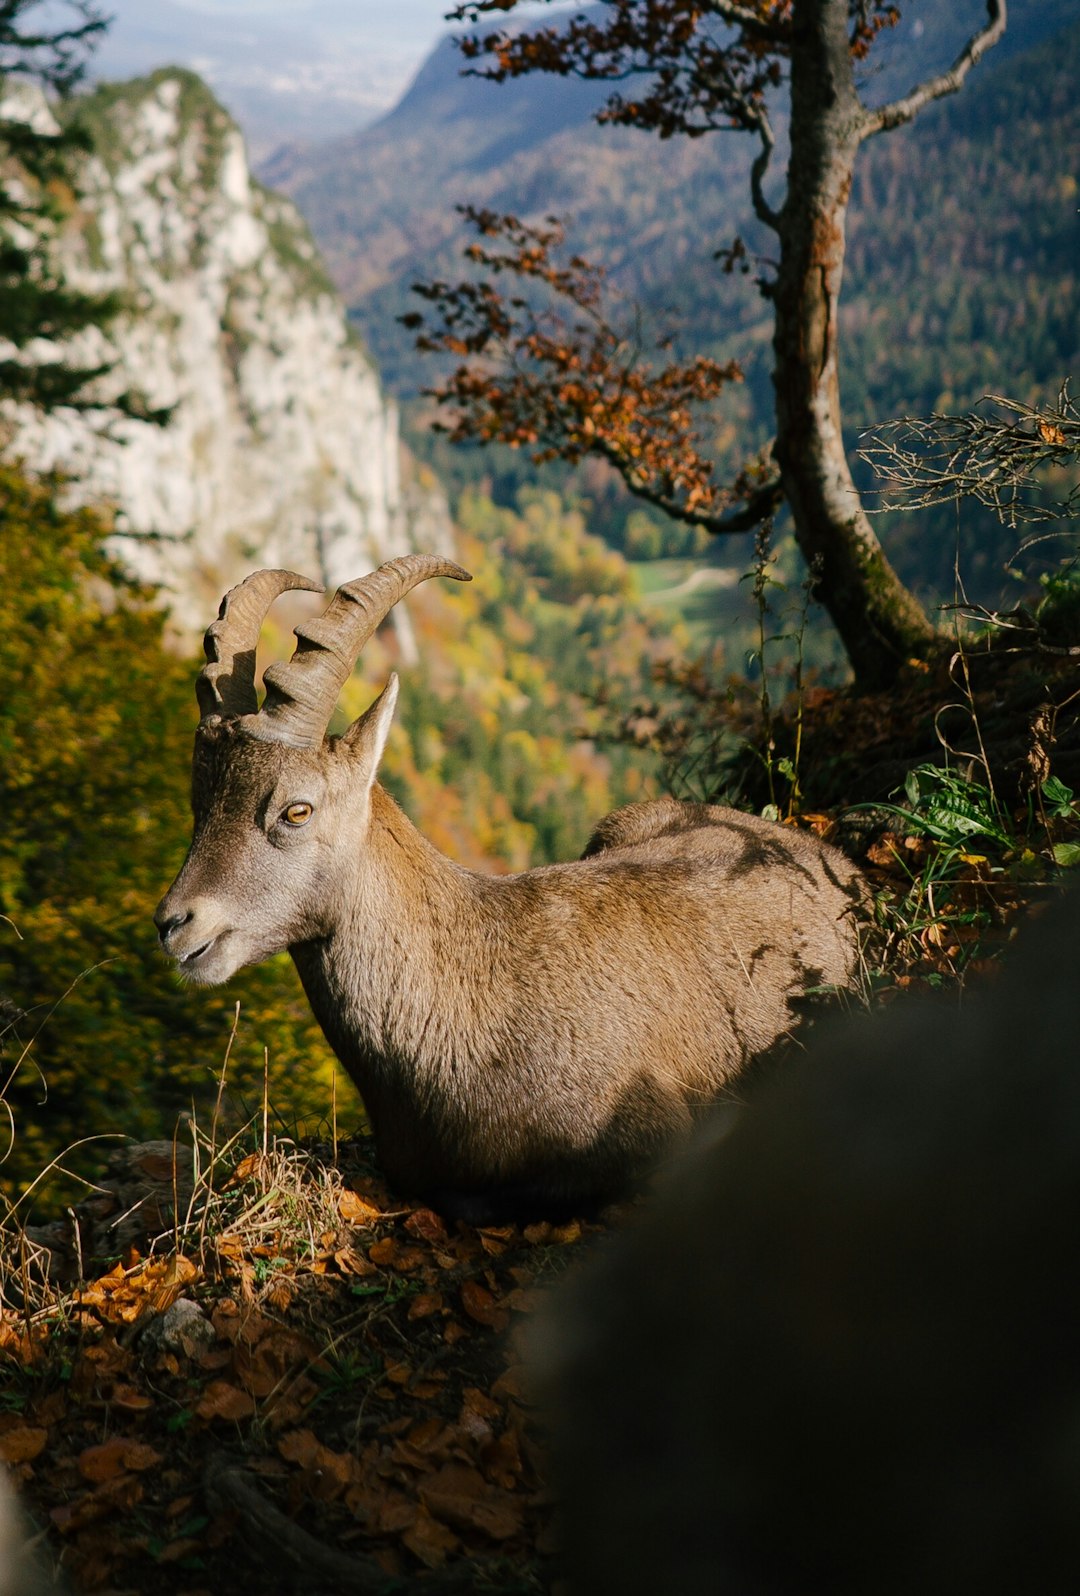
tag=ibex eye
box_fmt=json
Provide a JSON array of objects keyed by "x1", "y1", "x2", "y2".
[{"x1": 283, "y1": 802, "x2": 313, "y2": 826}]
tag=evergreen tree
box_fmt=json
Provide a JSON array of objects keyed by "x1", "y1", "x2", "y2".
[{"x1": 0, "y1": 1, "x2": 121, "y2": 409}]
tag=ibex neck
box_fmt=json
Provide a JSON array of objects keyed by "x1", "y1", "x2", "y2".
[{"x1": 291, "y1": 783, "x2": 496, "y2": 1086}]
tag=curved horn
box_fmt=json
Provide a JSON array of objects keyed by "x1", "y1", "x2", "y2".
[
  {"x1": 244, "y1": 554, "x2": 472, "y2": 748},
  {"x1": 196, "y1": 569, "x2": 324, "y2": 721}
]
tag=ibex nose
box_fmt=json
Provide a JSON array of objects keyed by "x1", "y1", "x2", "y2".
[{"x1": 155, "y1": 904, "x2": 192, "y2": 949}]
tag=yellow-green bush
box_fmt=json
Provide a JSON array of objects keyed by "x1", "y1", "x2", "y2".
[{"x1": 0, "y1": 470, "x2": 341, "y2": 1199}]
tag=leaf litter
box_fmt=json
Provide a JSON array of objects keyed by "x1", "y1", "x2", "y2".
[{"x1": 0, "y1": 1132, "x2": 596, "y2": 1594}]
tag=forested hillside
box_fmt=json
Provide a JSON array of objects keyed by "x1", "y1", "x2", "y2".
[{"x1": 269, "y1": 2, "x2": 1077, "y2": 607}]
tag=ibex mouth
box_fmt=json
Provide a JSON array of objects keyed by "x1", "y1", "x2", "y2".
[{"x1": 177, "y1": 936, "x2": 219, "y2": 973}]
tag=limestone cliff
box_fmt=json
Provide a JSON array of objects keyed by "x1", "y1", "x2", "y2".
[{"x1": 0, "y1": 69, "x2": 451, "y2": 642}]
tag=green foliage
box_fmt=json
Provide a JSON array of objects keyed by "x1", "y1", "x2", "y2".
[
  {"x1": 1035, "y1": 562, "x2": 1080, "y2": 646},
  {"x1": 0, "y1": 2, "x2": 126, "y2": 411},
  {"x1": 891, "y1": 765, "x2": 1012, "y2": 850},
  {"x1": 0, "y1": 468, "x2": 340, "y2": 1198}
]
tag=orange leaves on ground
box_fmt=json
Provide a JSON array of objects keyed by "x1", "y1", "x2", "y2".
[
  {"x1": 368, "y1": 1236, "x2": 427, "y2": 1271},
  {"x1": 51, "y1": 1473, "x2": 145, "y2": 1535},
  {"x1": 404, "y1": 1207, "x2": 450, "y2": 1247},
  {"x1": 77, "y1": 1437, "x2": 162, "y2": 1482},
  {"x1": 460, "y1": 1278, "x2": 511, "y2": 1332},
  {"x1": 0, "y1": 1425, "x2": 48, "y2": 1463},
  {"x1": 195, "y1": 1380, "x2": 255, "y2": 1423},
  {"x1": 419, "y1": 1462, "x2": 525, "y2": 1542},
  {"x1": 407, "y1": 1290, "x2": 444, "y2": 1321},
  {"x1": 4, "y1": 1145, "x2": 594, "y2": 1590},
  {"x1": 278, "y1": 1428, "x2": 355, "y2": 1501},
  {"x1": 401, "y1": 1505, "x2": 461, "y2": 1569},
  {"x1": 338, "y1": 1188, "x2": 383, "y2": 1225},
  {"x1": 76, "y1": 1252, "x2": 199, "y2": 1325}
]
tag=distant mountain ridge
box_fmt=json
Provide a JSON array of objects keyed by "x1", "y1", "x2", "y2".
[{"x1": 264, "y1": 0, "x2": 1075, "y2": 401}]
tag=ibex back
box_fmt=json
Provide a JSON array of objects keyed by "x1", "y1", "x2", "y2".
[{"x1": 156, "y1": 557, "x2": 867, "y2": 1218}]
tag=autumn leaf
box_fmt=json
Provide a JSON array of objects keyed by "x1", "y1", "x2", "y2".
[
  {"x1": 407, "y1": 1291, "x2": 445, "y2": 1321},
  {"x1": 419, "y1": 1462, "x2": 525, "y2": 1541},
  {"x1": 401, "y1": 1503, "x2": 460, "y2": 1568},
  {"x1": 339, "y1": 1189, "x2": 382, "y2": 1224},
  {"x1": 368, "y1": 1236, "x2": 427, "y2": 1270},
  {"x1": 195, "y1": 1380, "x2": 255, "y2": 1422},
  {"x1": 78, "y1": 1438, "x2": 162, "y2": 1482},
  {"x1": 1038, "y1": 419, "x2": 1067, "y2": 446},
  {"x1": 404, "y1": 1208, "x2": 449, "y2": 1246},
  {"x1": 460, "y1": 1280, "x2": 510, "y2": 1331},
  {"x1": 0, "y1": 1426, "x2": 48, "y2": 1464}
]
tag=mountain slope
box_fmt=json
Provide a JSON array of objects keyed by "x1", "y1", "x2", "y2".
[
  {"x1": 267, "y1": 0, "x2": 1075, "y2": 406},
  {"x1": 0, "y1": 69, "x2": 450, "y2": 636}
]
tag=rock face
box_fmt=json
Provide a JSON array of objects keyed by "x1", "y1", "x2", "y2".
[{"x1": 0, "y1": 69, "x2": 450, "y2": 640}]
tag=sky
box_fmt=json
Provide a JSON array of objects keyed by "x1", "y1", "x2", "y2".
[{"x1": 88, "y1": 0, "x2": 575, "y2": 157}]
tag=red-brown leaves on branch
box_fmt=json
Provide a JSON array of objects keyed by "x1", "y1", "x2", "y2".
[
  {"x1": 447, "y1": 2, "x2": 900, "y2": 138},
  {"x1": 403, "y1": 207, "x2": 746, "y2": 528}
]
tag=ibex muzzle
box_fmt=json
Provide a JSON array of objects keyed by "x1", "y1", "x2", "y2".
[{"x1": 157, "y1": 555, "x2": 867, "y2": 1218}]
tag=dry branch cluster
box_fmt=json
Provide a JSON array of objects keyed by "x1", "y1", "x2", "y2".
[{"x1": 860, "y1": 383, "x2": 1080, "y2": 527}]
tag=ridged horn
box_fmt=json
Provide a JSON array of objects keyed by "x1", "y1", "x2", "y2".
[
  {"x1": 244, "y1": 554, "x2": 473, "y2": 748},
  {"x1": 196, "y1": 569, "x2": 324, "y2": 721}
]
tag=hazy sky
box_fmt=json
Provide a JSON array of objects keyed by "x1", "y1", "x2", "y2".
[{"x1": 90, "y1": 0, "x2": 576, "y2": 152}]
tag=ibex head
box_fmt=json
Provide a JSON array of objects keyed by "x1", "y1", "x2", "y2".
[{"x1": 155, "y1": 556, "x2": 470, "y2": 984}]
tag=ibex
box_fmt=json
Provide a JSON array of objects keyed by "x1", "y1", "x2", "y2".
[
  {"x1": 541, "y1": 893, "x2": 1080, "y2": 1595},
  {"x1": 156, "y1": 556, "x2": 867, "y2": 1218}
]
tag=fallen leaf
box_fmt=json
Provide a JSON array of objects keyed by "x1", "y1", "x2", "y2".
[
  {"x1": 0, "y1": 1427, "x2": 47, "y2": 1464},
  {"x1": 407, "y1": 1291, "x2": 444, "y2": 1321},
  {"x1": 460, "y1": 1281, "x2": 509, "y2": 1331},
  {"x1": 461, "y1": 1387, "x2": 502, "y2": 1423},
  {"x1": 482, "y1": 1426, "x2": 523, "y2": 1489},
  {"x1": 404, "y1": 1209, "x2": 448, "y2": 1246},
  {"x1": 418, "y1": 1463, "x2": 524, "y2": 1541},
  {"x1": 195, "y1": 1381, "x2": 255, "y2": 1422},
  {"x1": 340, "y1": 1190, "x2": 382, "y2": 1224},
  {"x1": 51, "y1": 1474, "x2": 144, "y2": 1533},
  {"x1": 400, "y1": 1503, "x2": 460, "y2": 1568},
  {"x1": 108, "y1": 1384, "x2": 154, "y2": 1412},
  {"x1": 368, "y1": 1237, "x2": 427, "y2": 1271},
  {"x1": 345, "y1": 1483, "x2": 416, "y2": 1534},
  {"x1": 491, "y1": 1364, "x2": 530, "y2": 1402},
  {"x1": 78, "y1": 1438, "x2": 162, "y2": 1482}
]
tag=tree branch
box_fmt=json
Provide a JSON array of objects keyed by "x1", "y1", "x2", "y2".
[
  {"x1": 749, "y1": 109, "x2": 780, "y2": 232},
  {"x1": 594, "y1": 436, "x2": 784, "y2": 535},
  {"x1": 699, "y1": 1, "x2": 789, "y2": 43},
  {"x1": 862, "y1": 0, "x2": 1007, "y2": 138},
  {"x1": 449, "y1": 1, "x2": 788, "y2": 38}
]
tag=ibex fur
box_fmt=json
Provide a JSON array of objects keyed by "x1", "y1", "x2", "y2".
[{"x1": 156, "y1": 557, "x2": 867, "y2": 1218}]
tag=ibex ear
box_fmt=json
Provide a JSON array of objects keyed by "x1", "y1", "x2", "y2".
[{"x1": 341, "y1": 673, "x2": 399, "y2": 788}]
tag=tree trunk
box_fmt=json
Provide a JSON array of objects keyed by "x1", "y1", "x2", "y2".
[{"x1": 773, "y1": 0, "x2": 940, "y2": 689}]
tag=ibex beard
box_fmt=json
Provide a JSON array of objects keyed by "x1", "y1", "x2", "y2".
[{"x1": 157, "y1": 557, "x2": 868, "y2": 1220}]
